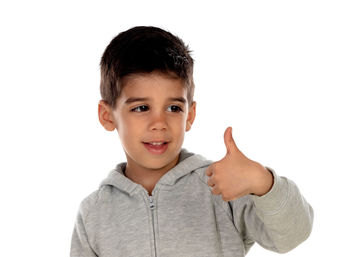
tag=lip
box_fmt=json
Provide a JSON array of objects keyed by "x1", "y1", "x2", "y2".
[
  {"x1": 143, "y1": 140, "x2": 170, "y2": 143},
  {"x1": 143, "y1": 142, "x2": 169, "y2": 155}
]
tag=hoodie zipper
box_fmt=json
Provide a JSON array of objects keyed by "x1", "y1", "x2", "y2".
[{"x1": 149, "y1": 195, "x2": 157, "y2": 257}]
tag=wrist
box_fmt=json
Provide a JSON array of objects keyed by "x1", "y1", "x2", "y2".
[{"x1": 251, "y1": 164, "x2": 274, "y2": 196}]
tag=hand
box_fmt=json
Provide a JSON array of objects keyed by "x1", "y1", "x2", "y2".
[{"x1": 206, "y1": 127, "x2": 274, "y2": 201}]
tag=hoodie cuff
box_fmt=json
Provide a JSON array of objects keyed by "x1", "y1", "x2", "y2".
[{"x1": 249, "y1": 166, "x2": 289, "y2": 215}]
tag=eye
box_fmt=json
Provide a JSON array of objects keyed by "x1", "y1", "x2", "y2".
[
  {"x1": 167, "y1": 105, "x2": 183, "y2": 113},
  {"x1": 131, "y1": 105, "x2": 149, "y2": 112}
]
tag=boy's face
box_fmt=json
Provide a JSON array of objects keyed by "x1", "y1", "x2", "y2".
[{"x1": 98, "y1": 71, "x2": 196, "y2": 172}]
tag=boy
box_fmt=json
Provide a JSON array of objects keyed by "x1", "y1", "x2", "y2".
[{"x1": 70, "y1": 26, "x2": 313, "y2": 257}]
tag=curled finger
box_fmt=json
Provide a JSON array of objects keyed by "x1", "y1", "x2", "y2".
[{"x1": 210, "y1": 184, "x2": 221, "y2": 195}]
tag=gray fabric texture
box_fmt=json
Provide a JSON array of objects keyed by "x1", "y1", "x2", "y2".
[{"x1": 70, "y1": 148, "x2": 313, "y2": 257}]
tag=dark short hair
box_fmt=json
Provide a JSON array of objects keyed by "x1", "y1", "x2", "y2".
[{"x1": 100, "y1": 26, "x2": 195, "y2": 109}]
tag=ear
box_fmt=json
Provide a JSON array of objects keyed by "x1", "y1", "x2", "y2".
[
  {"x1": 185, "y1": 101, "x2": 196, "y2": 132},
  {"x1": 98, "y1": 100, "x2": 118, "y2": 131}
]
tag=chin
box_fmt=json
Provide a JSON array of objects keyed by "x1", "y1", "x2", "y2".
[
  {"x1": 143, "y1": 159, "x2": 172, "y2": 170},
  {"x1": 144, "y1": 152, "x2": 179, "y2": 169}
]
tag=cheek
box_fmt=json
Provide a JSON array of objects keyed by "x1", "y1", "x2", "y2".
[
  {"x1": 117, "y1": 116, "x2": 141, "y2": 140},
  {"x1": 180, "y1": 113, "x2": 189, "y2": 129},
  {"x1": 169, "y1": 116, "x2": 187, "y2": 134}
]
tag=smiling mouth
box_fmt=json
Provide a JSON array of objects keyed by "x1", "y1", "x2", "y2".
[
  {"x1": 142, "y1": 141, "x2": 169, "y2": 154},
  {"x1": 143, "y1": 142, "x2": 168, "y2": 145}
]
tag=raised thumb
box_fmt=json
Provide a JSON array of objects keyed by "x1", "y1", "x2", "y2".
[{"x1": 224, "y1": 127, "x2": 238, "y2": 154}]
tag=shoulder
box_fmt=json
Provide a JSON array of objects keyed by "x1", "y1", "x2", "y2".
[
  {"x1": 77, "y1": 190, "x2": 100, "y2": 219},
  {"x1": 77, "y1": 185, "x2": 116, "y2": 220}
]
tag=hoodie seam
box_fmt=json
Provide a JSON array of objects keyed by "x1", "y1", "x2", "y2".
[{"x1": 83, "y1": 190, "x2": 100, "y2": 222}]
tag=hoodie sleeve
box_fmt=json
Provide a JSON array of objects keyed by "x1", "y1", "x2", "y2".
[
  {"x1": 229, "y1": 167, "x2": 314, "y2": 253},
  {"x1": 70, "y1": 199, "x2": 98, "y2": 257}
]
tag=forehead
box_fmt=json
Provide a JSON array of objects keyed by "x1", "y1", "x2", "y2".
[{"x1": 120, "y1": 72, "x2": 187, "y2": 98}]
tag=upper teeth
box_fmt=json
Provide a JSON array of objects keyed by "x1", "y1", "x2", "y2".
[{"x1": 149, "y1": 142, "x2": 164, "y2": 145}]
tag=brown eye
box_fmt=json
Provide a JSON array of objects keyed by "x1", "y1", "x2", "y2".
[
  {"x1": 167, "y1": 105, "x2": 183, "y2": 113},
  {"x1": 131, "y1": 105, "x2": 149, "y2": 112}
]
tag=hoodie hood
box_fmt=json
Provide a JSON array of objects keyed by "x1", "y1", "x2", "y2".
[{"x1": 99, "y1": 148, "x2": 213, "y2": 196}]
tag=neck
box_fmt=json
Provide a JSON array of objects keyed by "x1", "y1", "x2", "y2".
[{"x1": 124, "y1": 154, "x2": 180, "y2": 195}]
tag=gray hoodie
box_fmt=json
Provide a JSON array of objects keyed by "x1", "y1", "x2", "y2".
[{"x1": 70, "y1": 148, "x2": 313, "y2": 257}]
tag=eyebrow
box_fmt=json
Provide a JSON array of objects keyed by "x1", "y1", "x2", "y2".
[{"x1": 124, "y1": 97, "x2": 187, "y2": 104}]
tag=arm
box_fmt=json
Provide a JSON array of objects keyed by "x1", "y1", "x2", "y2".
[
  {"x1": 70, "y1": 203, "x2": 98, "y2": 257},
  {"x1": 206, "y1": 127, "x2": 314, "y2": 252},
  {"x1": 230, "y1": 167, "x2": 314, "y2": 253}
]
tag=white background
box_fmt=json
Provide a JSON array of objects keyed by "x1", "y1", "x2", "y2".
[{"x1": 0, "y1": 0, "x2": 349, "y2": 256}]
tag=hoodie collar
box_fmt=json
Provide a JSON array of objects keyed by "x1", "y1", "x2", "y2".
[{"x1": 99, "y1": 148, "x2": 212, "y2": 196}]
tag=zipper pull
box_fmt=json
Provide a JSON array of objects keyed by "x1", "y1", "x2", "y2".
[{"x1": 149, "y1": 195, "x2": 155, "y2": 210}]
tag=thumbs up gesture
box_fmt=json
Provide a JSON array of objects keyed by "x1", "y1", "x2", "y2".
[{"x1": 206, "y1": 127, "x2": 274, "y2": 201}]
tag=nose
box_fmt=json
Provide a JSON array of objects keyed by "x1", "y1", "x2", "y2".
[{"x1": 149, "y1": 110, "x2": 168, "y2": 131}]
